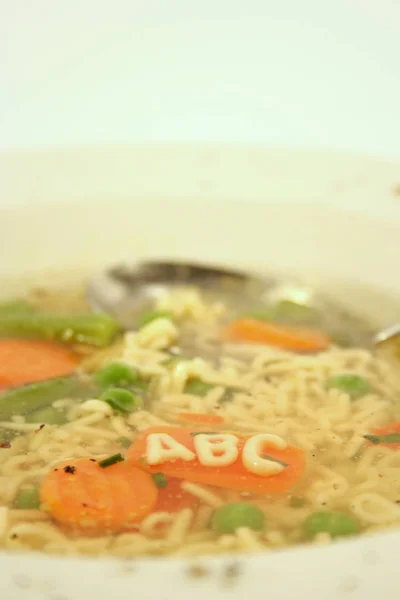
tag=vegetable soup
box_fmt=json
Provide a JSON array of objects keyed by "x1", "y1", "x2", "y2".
[{"x1": 0, "y1": 284, "x2": 400, "y2": 557}]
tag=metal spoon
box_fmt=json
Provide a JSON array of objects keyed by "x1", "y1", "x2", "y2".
[
  {"x1": 374, "y1": 323, "x2": 400, "y2": 361},
  {"x1": 87, "y1": 259, "x2": 398, "y2": 355},
  {"x1": 87, "y1": 260, "x2": 267, "y2": 327}
]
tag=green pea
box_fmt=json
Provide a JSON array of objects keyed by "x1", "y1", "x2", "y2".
[
  {"x1": 327, "y1": 374, "x2": 371, "y2": 399},
  {"x1": 95, "y1": 362, "x2": 139, "y2": 388},
  {"x1": 100, "y1": 387, "x2": 143, "y2": 413},
  {"x1": 152, "y1": 473, "x2": 168, "y2": 489},
  {"x1": 303, "y1": 511, "x2": 360, "y2": 540},
  {"x1": 137, "y1": 310, "x2": 174, "y2": 328},
  {"x1": 185, "y1": 378, "x2": 215, "y2": 396},
  {"x1": 26, "y1": 406, "x2": 67, "y2": 425},
  {"x1": 14, "y1": 486, "x2": 40, "y2": 509},
  {"x1": 211, "y1": 502, "x2": 266, "y2": 535}
]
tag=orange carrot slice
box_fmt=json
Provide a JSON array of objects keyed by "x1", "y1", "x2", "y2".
[
  {"x1": 40, "y1": 458, "x2": 158, "y2": 534},
  {"x1": 223, "y1": 318, "x2": 330, "y2": 352},
  {"x1": 128, "y1": 426, "x2": 305, "y2": 494},
  {"x1": 156, "y1": 477, "x2": 199, "y2": 513},
  {"x1": 0, "y1": 339, "x2": 78, "y2": 390},
  {"x1": 177, "y1": 412, "x2": 224, "y2": 425}
]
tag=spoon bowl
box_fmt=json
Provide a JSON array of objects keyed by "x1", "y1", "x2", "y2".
[
  {"x1": 87, "y1": 260, "x2": 267, "y2": 328},
  {"x1": 87, "y1": 260, "x2": 382, "y2": 352}
]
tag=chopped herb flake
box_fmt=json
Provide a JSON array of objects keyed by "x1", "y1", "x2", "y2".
[
  {"x1": 0, "y1": 428, "x2": 19, "y2": 444},
  {"x1": 363, "y1": 433, "x2": 400, "y2": 445},
  {"x1": 152, "y1": 473, "x2": 168, "y2": 488},
  {"x1": 98, "y1": 453, "x2": 124, "y2": 468},
  {"x1": 218, "y1": 388, "x2": 238, "y2": 404},
  {"x1": 289, "y1": 496, "x2": 306, "y2": 508},
  {"x1": 118, "y1": 436, "x2": 132, "y2": 448},
  {"x1": 262, "y1": 454, "x2": 288, "y2": 467},
  {"x1": 184, "y1": 379, "x2": 215, "y2": 396},
  {"x1": 14, "y1": 486, "x2": 40, "y2": 509}
]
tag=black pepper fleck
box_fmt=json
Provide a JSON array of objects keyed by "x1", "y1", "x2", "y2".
[
  {"x1": 63, "y1": 465, "x2": 76, "y2": 474},
  {"x1": 37, "y1": 424, "x2": 45, "y2": 431},
  {"x1": 90, "y1": 459, "x2": 97, "y2": 462}
]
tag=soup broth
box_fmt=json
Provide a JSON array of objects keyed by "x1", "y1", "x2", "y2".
[{"x1": 0, "y1": 284, "x2": 399, "y2": 558}]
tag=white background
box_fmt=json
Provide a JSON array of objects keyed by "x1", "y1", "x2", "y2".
[{"x1": 1, "y1": 0, "x2": 400, "y2": 157}]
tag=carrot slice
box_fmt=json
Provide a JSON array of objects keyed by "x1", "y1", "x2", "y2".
[
  {"x1": 128, "y1": 426, "x2": 305, "y2": 494},
  {"x1": 223, "y1": 318, "x2": 330, "y2": 352},
  {"x1": 0, "y1": 339, "x2": 78, "y2": 390},
  {"x1": 177, "y1": 412, "x2": 224, "y2": 425},
  {"x1": 40, "y1": 458, "x2": 158, "y2": 534},
  {"x1": 156, "y1": 477, "x2": 199, "y2": 513}
]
